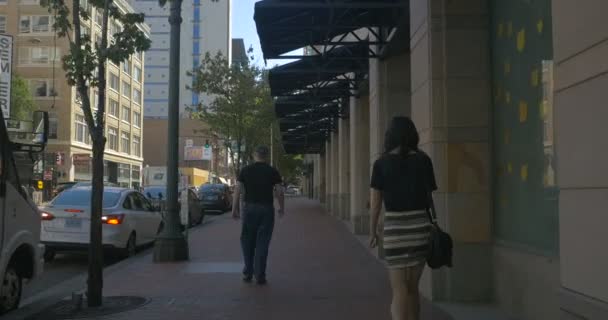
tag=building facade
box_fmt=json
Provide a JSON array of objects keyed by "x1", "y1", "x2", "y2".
[
  {"x1": 257, "y1": 1, "x2": 608, "y2": 319},
  {"x1": 0, "y1": 0, "x2": 150, "y2": 189},
  {"x1": 129, "y1": 0, "x2": 231, "y2": 118}
]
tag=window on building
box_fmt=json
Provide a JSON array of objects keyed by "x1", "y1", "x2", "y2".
[
  {"x1": 109, "y1": 99, "x2": 119, "y2": 117},
  {"x1": 121, "y1": 105, "x2": 130, "y2": 123},
  {"x1": 95, "y1": 10, "x2": 103, "y2": 26},
  {"x1": 107, "y1": 127, "x2": 118, "y2": 151},
  {"x1": 132, "y1": 135, "x2": 140, "y2": 157},
  {"x1": 120, "y1": 132, "x2": 130, "y2": 154},
  {"x1": 80, "y1": 25, "x2": 91, "y2": 40},
  {"x1": 122, "y1": 60, "x2": 131, "y2": 75},
  {"x1": 133, "y1": 88, "x2": 141, "y2": 105},
  {"x1": 75, "y1": 114, "x2": 90, "y2": 144},
  {"x1": 133, "y1": 66, "x2": 142, "y2": 82},
  {"x1": 132, "y1": 166, "x2": 141, "y2": 181},
  {"x1": 19, "y1": 16, "x2": 53, "y2": 33},
  {"x1": 109, "y1": 73, "x2": 119, "y2": 91},
  {"x1": 0, "y1": 16, "x2": 6, "y2": 34},
  {"x1": 18, "y1": 47, "x2": 61, "y2": 65},
  {"x1": 80, "y1": 0, "x2": 92, "y2": 16},
  {"x1": 135, "y1": 51, "x2": 143, "y2": 61},
  {"x1": 92, "y1": 91, "x2": 99, "y2": 110},
  {"x1": 75, "y1": 90, "x2": 83, "y2": 104},
  {"x1": 122, "y1": 81, "x2": 131, "y2": 99},
  {"x1": 49, "y1": 113, "x2": 58, "y2": 139},
  {"x1": 133, "y1": 111, "x2": 141, "y2": 127},
  {"x1": 110, "y1": 21, "x2": 121, "y2": 36},
  {"x1": 28, "y1": 79, "x2": 56, "y2": 97},
  {"x1": 118, "y1": 163, "x2": 130, "y2": 179}
]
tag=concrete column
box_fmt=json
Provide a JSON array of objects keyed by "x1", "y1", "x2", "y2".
[
  {"x1": 338, "y1": 117, "x2": 351, "y2": 220},
  {"x1": 319, "y1": 153, "x2": 327, "y2": 204},
  {"x1": 552, "y1": 2, "x2": 608, "y2": 319},
  {"x1": 410, "y1": 0, "x2": 492, "y2": 303},
  {"x1": 350, "y1": 96, "x2": 371, "y2": 234},
  {"x1": 330, "y1": 132, "x2": 340, "y2": 215}
]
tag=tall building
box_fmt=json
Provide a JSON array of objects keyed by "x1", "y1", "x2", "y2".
[
  {"x1": 129, "y1": 0, "x2": 232, "y2": 118},
  {"x1": 0, "y1": 0, "x2": 150, "y2": 189}
]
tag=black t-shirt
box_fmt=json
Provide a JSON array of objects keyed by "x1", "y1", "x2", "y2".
[
  {"x1": 370, "y1": 151, "x2": 437, "y2": 212},
  {"x1": 238, "y1": 162, "x2": 282, "y2": 205}
]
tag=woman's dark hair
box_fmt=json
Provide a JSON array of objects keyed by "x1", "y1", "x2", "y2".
[{"x1": 383, "y1": 116, "x2": 419, "y2": 156}]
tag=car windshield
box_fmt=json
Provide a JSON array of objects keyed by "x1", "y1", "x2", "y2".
[
  {"x1": 200, "y1": 184, "x2": 222, "y2": 193},
  {"x1": 143, "y1": 187, "x2": 166, "y2": 199},
  {"x1": 51, "y1": 189, "x2": 122, "y2": 208}
]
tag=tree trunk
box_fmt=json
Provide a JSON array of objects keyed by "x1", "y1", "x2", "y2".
[{"x1": 88, "y1": 132, "x2": 105, "y2": 307}]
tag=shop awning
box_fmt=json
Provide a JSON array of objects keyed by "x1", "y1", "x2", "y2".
[{"x1": 254, "y1": 0, "x2": 408, "y2": 60}]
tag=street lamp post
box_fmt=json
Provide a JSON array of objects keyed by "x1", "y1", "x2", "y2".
[{"x1": 154, "y1": 0, "x2": 189, "y2": 262}]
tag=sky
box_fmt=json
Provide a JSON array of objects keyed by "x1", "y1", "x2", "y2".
[{"x1": 232, "y1": 0, "x2": 298, "y2": 68}]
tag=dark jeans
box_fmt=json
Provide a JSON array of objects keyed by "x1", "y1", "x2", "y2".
[{"x1": 241, "y1": 203, "x2": 275, "y2": 279}]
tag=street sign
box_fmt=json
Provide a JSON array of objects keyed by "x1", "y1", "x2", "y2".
[
  {"x1": 72, "y1": 153, "x2": 91, "y2": 165},
  {"x1": 0, "y1": 35, "x2": 13, "y2": 120},
  {"x1": 185, "y1": 139, "x2": 193, "y2": 147},
  {"x1": 202, "y1": 146, "x2": 212, "y2": 160},
  {"x1": 184, "y1": 146, "x2": 204, "y2": 161}
]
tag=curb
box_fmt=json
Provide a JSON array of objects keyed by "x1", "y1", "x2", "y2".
[{"x1": 3, "y1": 215, "x2": 221, "y2": 320}]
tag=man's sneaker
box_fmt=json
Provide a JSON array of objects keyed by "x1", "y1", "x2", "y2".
[
  {"x1": 243, "y1": 275, "x2": 253, "y2": 283},
  {"x1": 256, "y1": 277, "x2": 267, "y2": 285}
]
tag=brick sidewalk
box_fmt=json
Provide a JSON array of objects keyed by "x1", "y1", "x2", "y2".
[{"x1": 89, "y1": 198, "x2": 453, "y2": 320}]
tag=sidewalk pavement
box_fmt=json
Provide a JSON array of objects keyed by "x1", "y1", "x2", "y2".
[{"x1": 34, "y1": 198, "x2": 454, "y2": 320}]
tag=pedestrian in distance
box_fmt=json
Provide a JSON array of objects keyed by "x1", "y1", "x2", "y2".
[
  {"x1": 369, "y1": 116, "x2": 438, "y2": 320},
  {"x1": 231, "y1": 145, "x2": 285, "y2": 285}
]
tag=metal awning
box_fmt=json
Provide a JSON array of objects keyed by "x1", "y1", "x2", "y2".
[
  {"x1": 268, "y1": 44, "x2": 369, "y2": 97},
  {"x1": 254, "y1": 0, "x2": 408, "y2": 60},
  {"x1": 255, "y1": 0, "x2": 410, "y2": 153}
]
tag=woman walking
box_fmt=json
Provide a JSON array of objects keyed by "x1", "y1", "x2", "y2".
[{"x1": 369, "y1": 116, "x2": 437, "y2": 320}]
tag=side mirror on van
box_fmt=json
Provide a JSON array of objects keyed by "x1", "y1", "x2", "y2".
[{"x1": 6, "y1": 111, "x2": 49, "y2": 153}]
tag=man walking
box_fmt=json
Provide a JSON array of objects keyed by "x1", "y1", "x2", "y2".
[{"x1": 232, "y1": 146, "x2": 285, "y2": 285}]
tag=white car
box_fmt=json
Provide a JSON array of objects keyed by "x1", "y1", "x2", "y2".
[{"x1": 39, "y1": 186, "x2": 163, "y2": 260}]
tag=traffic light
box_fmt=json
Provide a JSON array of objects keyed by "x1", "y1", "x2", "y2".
[{"x1": 204, "y1": 139, "x2": 210, "y2": 148}]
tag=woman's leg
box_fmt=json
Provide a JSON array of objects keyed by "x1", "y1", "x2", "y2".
[
  {"x1": 404, "y1": 264, "x2": 425, "y2": 320},
  {"x1": 388, "y1": 267, "x2": 407, "y2": 320}
]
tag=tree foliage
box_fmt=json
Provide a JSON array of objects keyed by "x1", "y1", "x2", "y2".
[
  {"x1": 42, "y1": 0, "x2": 151, "y2": 307},
  {"x1": 10, "y1": 75, "x2": 35, "y2": 121},
  {"x1": 188, "y1": 49, "x2": 275, "y2": 176}
]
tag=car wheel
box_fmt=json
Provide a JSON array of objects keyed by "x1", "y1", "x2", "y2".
[
  {"x1": 43, "y1": 249, "x2": 56, "y2": 263},
  {"x1": 0, "y1": 264, "x2": 22, "y2": 314},
  {"x1": 122, "y1": 233, "x2": 137, "y2": 258}
]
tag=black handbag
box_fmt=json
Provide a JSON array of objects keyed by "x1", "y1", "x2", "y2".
[{"x1": 418, "y1": 154, "x2": 453, "y2": 269}]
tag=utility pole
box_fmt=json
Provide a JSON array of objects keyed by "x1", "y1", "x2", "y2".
[{"x1": 154, "y1": 0, "x2": 189, "y2": 262}]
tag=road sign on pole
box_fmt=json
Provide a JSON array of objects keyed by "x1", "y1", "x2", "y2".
[
  {"x1": 202, "y1": 146, "x2": 212, "y2": 160},
  {"x1": 0, "y1": 35, "x2": 13, "y2": 120}
]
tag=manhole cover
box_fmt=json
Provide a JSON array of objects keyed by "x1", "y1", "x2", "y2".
[{"x1": 26, "y1": 296, "x2": 150, "y2": 320}]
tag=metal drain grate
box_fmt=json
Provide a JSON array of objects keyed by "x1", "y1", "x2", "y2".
[{"x1": 26, "y1": 296, "x2": 150, "y2": 320}]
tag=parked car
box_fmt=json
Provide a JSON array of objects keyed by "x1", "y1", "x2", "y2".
[
  {"x1": 285, "y1": 185, "x2": 300, "y2": 196},
  {"x1": 198, "y1": 184, "x2": 232, "y2": 213},
  {"x1": 39, "y1": 186, "x2": 163, "y2": 261},
  {"x1": 142, "y1": 186, "x2": 204, "y2": 227}
]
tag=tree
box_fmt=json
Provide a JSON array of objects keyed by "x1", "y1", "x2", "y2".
[
  {"x1": 10, "y1": 75, "x2": 35, "y2": 120},
  {"x1": 276, "y1": 153, "x2": 305, "y2": 185},
  {"x1": 42, "y1": 0, "x2": 150, "y2": 307},
  {"x1": 188, "y1": 49, "x2": 275, "y2": 177}
]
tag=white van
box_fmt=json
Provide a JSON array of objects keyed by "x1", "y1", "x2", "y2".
[{"x1": 0, "y1": 111, "x2": 49, "y2": 313}]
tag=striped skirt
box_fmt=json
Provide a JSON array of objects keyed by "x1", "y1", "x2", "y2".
[{"x1": 383, "y1": 210, "x2": 432, "y2": 269}]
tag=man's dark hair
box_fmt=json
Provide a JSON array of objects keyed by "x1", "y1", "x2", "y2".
[{"x1": 255, "y1": 145, "x2": 270, "y2": 160}]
